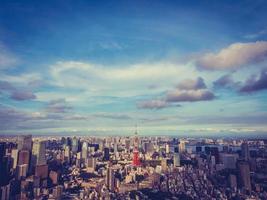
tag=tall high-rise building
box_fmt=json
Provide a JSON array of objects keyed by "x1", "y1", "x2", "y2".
[
  {"x1": 64, "y1": 145, "x2": 70, "y2": 163},
  {"x1": 166, "y1": 143, "x2": 170, "y2": 154},
  {"x1": 173, "y1": 153, "x2": 180, "y2": 167},
  {"x1": 161, "y1": 158, "x2": 168, "y2": 172},
  {"x1": 32, "y1": 141, "x2": 46, "y2": 167},
  {"x1": 241, "y1": 142, "x2": 249, "y2": 161},
  {"x1": 18, "y1": 150, "x2": 30, "y2": 174},
  {"x1": 61, "y1": 137, "x2": 67, "y2": 145},
  {"x1": 114, "y1": 143, "x2": 118, "y2": 154},
  {"x1": 87, "y1": 157, "x2": 96, "y2": 171},
  {"x1": 221, "y1": 154, "x2": 238, "y2": 169},
  {"x1": 81, "y1": 142, "x2": 88, "y2": 161},
  {"x1": 228, "y1": 174, "x2": 237, "y2": 189},
  {"x1": 238, "y1": 161, "x2": 251, "y2": 192},
  {"x1": 35, "y1": 164, "x2": 48, "y2": 179},
  {"x1": 0, "y1": 143, "x2": 5, "y2": 161},
  {"x1": 0, "y1": 155, "x2": 12, "y2": 187},
  {"x1": 106, "y1": 167, "x2": 115, "y2": 192},
  {"x1": 125, "y1": 139, "x2": 130, "y2": 152},
  {"x1": 17, "y1": 135, "x2": 32, "y2": 151},
  {"x1": 144, "y1": 142, "x2": 154, "y2": 154},
  {"x1": 178, "y1": 140, "x2": 185, "y2": 153},
  {"x1": 11, "y1": 149, "x2": 18, "y2": 169},
  {"x1": 16, "y1": 164, "x2": 28, "y2": 179},
  {"x1": 71, "y1": 137, "x2": 78, "y2": 153},
  {"x1": 99, "y1": 140, "x2": 104, "y2": 152},
  {"x1": 103, "y1": 148, "x2": 110, "y2": 161},
  {"x1": 0, "y1": 183, "x2": 10, "y2": 200},
  {"x1": 210, "y1": 147, "x2": 219, "y2": 164},
  {"x1": 18, "y1": 150, "x2": 30, "y2": 166}
]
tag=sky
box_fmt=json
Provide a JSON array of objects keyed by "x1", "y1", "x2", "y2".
[{"x1": 0, "y1": 0, "x2": 267, "y2": 136}]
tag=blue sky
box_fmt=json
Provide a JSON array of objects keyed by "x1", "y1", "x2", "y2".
[{"x1": 0, "y1": 0, "x2": 267, "y2": 136}]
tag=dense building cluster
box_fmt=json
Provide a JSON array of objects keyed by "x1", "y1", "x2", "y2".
[{"x1": 0, "y1": 134, "x2": 267, "y2": 200}]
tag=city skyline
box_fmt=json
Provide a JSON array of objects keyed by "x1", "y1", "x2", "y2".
[{"x1": 0, "y1": 0, "x2": 267, "y2": 135}]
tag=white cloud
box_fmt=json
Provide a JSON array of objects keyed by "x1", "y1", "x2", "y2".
[
  {"x1": 48, "y1": 60, "x2": 197, "y2": 97},
  {"x1": 196, "y1": 41, "x2": 267, "y2": 70},
  {"x1": 166, "y1": 89, "x2": 214, "y2": 102},
  {"x1": 51, "y1": 61, "x2": 187, "y2": 82},
  {"x1": 0, "y1": 73, "x2": 42, "y2": 85},
  {"x1": 177, "y1": 77, "x2": 206, "y2": 90}
]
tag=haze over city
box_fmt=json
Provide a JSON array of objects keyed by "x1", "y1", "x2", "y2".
[
  {"x1": 0, "y1": 0, "x2": 267, "y2": 136},
  {"x1": 1, "y1": 1, "x2": 267, "y2": 200}
]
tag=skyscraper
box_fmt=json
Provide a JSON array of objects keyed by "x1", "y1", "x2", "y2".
[
  {"x1": 18, "y1": 150, "x2": 30, "y2": 174},
  {"x1": 0, "y1": 183, "x2": 10, "y2": 200},
  {"x1": 71, "y1": 137, "x2": 78, "y2": 153},
  {"x1": 241, "y1": 142, "x2": 250, "y2": 161},
  {"x1": 0, "y1": 155, "x2": 12, "y2": 187},
  {"x1": 125, "y1": 139, "x2": 130, "y2": 153},
  {"x1": 161, "y1": 158, "x2": 168, "y2": 172},
  {"x1": 87, "y1": 157, "x2": 96, "y2": 172},
  {"x1": 238, "y1": 161, "x2": 251, "y2": 192},
  {"x1": 166, "y1": 143, "x2": 170, "y2": 154},
  {"x1": 32, "y1": 141, "x2": 46, "y2": 167},
  {"x1": 81, "y1": 142, "x2": 88, "y2": 161},
  {"x1": 221, "y1": 154, "x2": 238, "y2": 169},
  {"x1": 178, "y1": 140, "x2": 185, "y2": 153},
  {"x1": 144, "y1": 142, "x2": 154, "y2": 154},
  {"x1": 18, "y1": 150, "x2": 30, "y2": 166},
  {"x1": 106, "y1": 167, "x2": 115, "y2": 192},
  {"x1": 16, "y1": 164, "x2": 28, "y2": 179},
  {"x1": 173, "y1": 153, "x2": 180, "y2": 167},
  {"x1": 104, "y1": 148, "x2": 110, "y2": 161},
  {"x1": 64, "y1": 145, "x2": 70, "y2": 163},
  {"x1": 11, "y1": 149, "x2": 18, "y2": 169},
  {"x1": 17, "y1": 135, "x2": 32, "y2": 151}
]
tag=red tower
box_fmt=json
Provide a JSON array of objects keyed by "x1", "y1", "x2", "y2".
[
  {"x1": 132, "y1": 149, "x2": 140, "y2": 166},
  {"x1": 132, "y1": 125, "x2": 140, "y2": 166}
]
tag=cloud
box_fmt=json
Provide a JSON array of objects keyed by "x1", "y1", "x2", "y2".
[
  {"x1": 213, "y1": 74, "x2": 240, "y2": 89},
  {"x1": 138, "y1": 77, "x2": 214, "y2": 109},
  {"x1": 0, "y1": 80, "x2": 36, "y2": 101},
  {"x1": 93, "y1": 113, "x2": 132, "y2": 120},
  {"x1": 0, "y1": 104, "x2": 89, "y2": 131},
  {"x1": 244, "y1": 29, "x2": 267, "y2": 39},
  {"x1": 184, "y1": 114, "x2": 267, "y2": 125},
  {"x1": 51, "y1": 61, "x2": 184, "y2": 83},
  {"x1": 240, "y1": 68, "x2": 267, "y2": 93},
  {"x1": 0, "y1": 73, "x2": 42, "y2": 85},
  {"x1": 196, "y1": 41, "x2": 267, "y2": 70},
  {"x1": 10, "y1": 91, "x2": 36, "y2": 101},
  {"x1": 48, "y1": 61, "x2": 197, "y2": 98},
  {"x1": 46, "y1": 98, "x2": 72, "y2": 113},
  {"x1": 0, "y1": 105, "x2": 43, "y2": 130},
  {"x1": 137, "y1": 100, "x2": 170, "y2": 109},
  {"x1": 0, "y1": 103, "x2": 135, "y2": 132},
  {"x1": 0, "y1": 80, "x2": 15, "y2": 91},
  {"x1": 177, "y1": 77, "x2": 206, "y2": 90},
  {"x1": 166, "y1": 89, "x2": 215, "y2": 102},
  {"x1": 166, "y1": 77, "x2": 215, "y2": 103}
]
